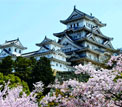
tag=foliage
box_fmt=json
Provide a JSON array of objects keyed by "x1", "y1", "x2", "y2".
[
  {"x1": 14, "y1": 56, "x2": 32, "y2": 82},
  {"x1": 0, "y1": 55, "x2": 121, "y2": 107},
  {"x1": 0, "y1": 56, "x2": 54, "y2": 92},
  {"x1": 0, "y1": 72, "x2": 30, "y2": 95},
  {"x1": 56, "y1": 71, "x2": 89, "y2": 83},
  {"x1": 32, "y1": 57, "x2": 55, "y2": 86},
  {"x1": 0, "y1": 56, "x2": 13, "y2": 75}
]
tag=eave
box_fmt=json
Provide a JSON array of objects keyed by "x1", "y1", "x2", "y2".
[
  {"x1": 36, "y1": 41, "x2": 63, "y2": 48},
  {"x1": 54, "y1": 26, "x2": 112, "y2": 40},
  {"x1": 49, "y1": 57, "x2": 71, "y2": 65},
  {"x1": 60, "y1": 16, "x2": 106, "y2": 27},
  {"x1": 76, "y1": 48, "x2": 101, "y2": 55},
  {"x1": 75, "y1": 38, "x2": 116, "y2": 52},
  {"x1": 0, "y1": 44, "x2": 27, "y2": 50},
  {"x1": 53, "y1": 32, "x2": 65, "y2": 37},
  {"x1": 24, "y1": 50, "x2": 68, "y2": 58},
  {"x1": 70, "y1": 57, "x2": 108, "y2": 68}
]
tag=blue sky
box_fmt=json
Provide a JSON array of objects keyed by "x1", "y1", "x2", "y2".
[{"x1": 0, "y1": 0, "x2": 122, "y2": 52}]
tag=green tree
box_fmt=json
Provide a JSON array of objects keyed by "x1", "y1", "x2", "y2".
[
  {"x1": 32, "y1": 57, "x2": 55, "y2": 86},
  {"x1": 14, "y1": 56, "x2": 32, "y2": 82},
  {"x1": 28, "y1": 57, "x2": 37, "y2": 90},
  {"x1": 14, "y1": 56, "x2": 37, "y2": 91},
  {"x1": 14, "y1": 56, "x2": 33, "y2": 91},
  {"x1": 0, "y1": 72, "x2": 30, "y2": 94},
  {"x1": 56, "y1": 71, "x2": 90, "y2": 83},
  {"x1": 0, "y1": 56, "x2": 13, "y2": 75}
]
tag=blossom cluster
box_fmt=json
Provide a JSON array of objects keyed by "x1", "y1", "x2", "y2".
[
  {"x1": 107, "y1": 54, "x2": 122, "y2": 72},
  {"x1": 0, "y1": 55, "x2": 122, "y2": 107},
  {"x1": 0, "y1": 81, "x2": 44, "y2": 107},
  {"x1": 40, "y1": 55, "x2": 122, "y2": 107}
]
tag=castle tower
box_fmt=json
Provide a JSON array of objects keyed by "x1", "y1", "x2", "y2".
[
  {"x1": 0, "y1": 38, "x2": 27, "y2": 59},
  {"x1": 22, "y1": 36, "x2": 73, "y2": 72},
  {"x1": 54, "y1": 7, "x2": 116, "y2": 67}
]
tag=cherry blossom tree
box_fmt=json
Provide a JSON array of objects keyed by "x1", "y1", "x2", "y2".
[
  {"x1": 0, "y1": 55, "x2": 121, "y2": 107},
  {"x1": 0, "y1": 81, "x2": 44, "y2": 107},
  {"x1": 40, "y1": 54, "x2": 122, "y2": 107}
]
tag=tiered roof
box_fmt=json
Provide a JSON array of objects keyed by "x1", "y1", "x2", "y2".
[
  {"x1": 36, "y1": 36, "x2": 63, "y2": 47},
  {"x1": 23, "y1": 36, "x2": 68, "y2": 58},
  {"x1": 22, "y1": 36, "x2": 70, "y2": 66},
  {"x1": 58, "y1": 33, "x2": 115, "y2": 53},
  {"x1": 60, "y1": 6, "x2": 106, "y2": 27},
  {"x1": 0, "y1": 38, "x2": 27, "y2": 50},
  {"x1": 53, "y1": 6, "x2": 118, "y2": 67},
  {"x1": 54, "y1": 26, "x2": 112, "y2": 41}
]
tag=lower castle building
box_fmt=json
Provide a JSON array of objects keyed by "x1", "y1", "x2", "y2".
[
  {"x1": 0, "y1": 38, "x2": 27, "y2": 59},
  {"x1": 22, "y1": 36, "x2": 73, "y2": 72},
  {"x1": 0, "y1": 37, "x2": 73, "y2": 72}
]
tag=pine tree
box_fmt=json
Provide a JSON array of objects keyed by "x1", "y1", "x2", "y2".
[
  {"x1": 32, "y1": 57, "x2": 55, "y2": 86},
  {"x1": 0, "y1": 56, "x2": 13, "y2": 75},
  {"x1": 14, "y1": 56, "x2": 32, "y2": 83}
]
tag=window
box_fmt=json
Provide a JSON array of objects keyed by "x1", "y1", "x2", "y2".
[
  {"x1": 87, "y1": 45, "x2": 89, "y2": 48},
  {"x1": 74, "y1": 36, "x2": 77, "y2": 39},
  {"x1": 70, "y1": 24, "x2": 72, "y2": 28},
  {"x1": 60, "y1": 64, "x2": 62, "y2": 67},
  {"x1": 74, "y1": 24, "x2": 75, "y2": 28},
  {"x1": 86, "y1": 23, "x2": 93, "y2": 28},
  {"x1": 19, "y1": 50, "x2": 21, "y2": 53},
  {"x1": 15, "y1": 48, "x2": 17, "y2": 52},
  {"x1": 56, "y1": 63, "x2": 58, "y2": 66},
  {"x1": 77, "y1": 23, "x2": 79, "y2": 27},
  {"x1": 9, "y1": 48, "x2": 11, "y2": 51}
]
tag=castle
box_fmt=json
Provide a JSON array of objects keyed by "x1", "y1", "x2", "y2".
[
  {"x1": 54, "y1": 6, "x2": 116, "y2": 67},
  {"x1": 0, "y1": 7, "x2": 116, "y2": 71}
]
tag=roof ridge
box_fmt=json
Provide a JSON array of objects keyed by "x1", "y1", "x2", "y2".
[
  {"x1": 44, "y1": 36, "x2": 54, "y2": 42},
  {"x1": 6, "y1": 38, "x2": 18, "y2": 43}
]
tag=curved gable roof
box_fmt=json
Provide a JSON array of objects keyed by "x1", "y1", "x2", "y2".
[
  {"x1": 60, "y1": 7, "x2": 106, "y2": 27},
  {"x1": 0, "y1": 38, "x2": 27, "y2": 50}
]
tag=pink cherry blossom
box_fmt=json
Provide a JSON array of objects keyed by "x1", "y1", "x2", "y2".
[{"x1": 40, "y1": 54, "x2": 122, "y2": 107}]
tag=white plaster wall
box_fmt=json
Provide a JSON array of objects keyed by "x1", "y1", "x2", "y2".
[
  {"x1": 53, "y1": 53, "x2": 66, "y2": 62},
  {"x1": 70, "y1": 31, "x2": 86, "y2": 40},
  {"x1": 51, "y1": 61, "x2": 70, "y2": 71},
  {"x1": 86, "y1": 52, "x2": 99, "y2": 62},
  {"x1": 0, "y1": 46, "x2": 23, "y2": 57},
  {"x1": 35, "y1": 54, "x2": 69, "y2": 71},
  {"x1": 67, "y1": 19, "x2": 85, "y2": 29},
  {"x1": 62, "y1": 45, "x2": 77, "y2": 53},
  {"x1": 0, "y1": 50, "x2": 9, "y2": 57},
  {"x1": 85, "y1": 20, "x2": 97, "y2": 29},
  {"x1": 84, "y1": 42, "x2": 99, "y2": 50},
  {"x1": 48, "y1": 44, "x2": 60, "y2": 50},
  {"x1": 95, "y1": 36, "x2": 103, "y2": 44}
]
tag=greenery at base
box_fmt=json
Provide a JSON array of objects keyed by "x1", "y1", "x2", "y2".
[
  {"x1": 0, "y1": 56, "x2": 55, "y2": 92},
  {"x1": 0, "y1": 56, "x2": 13, "y2": 75},
  {"x1": 56, "y1": 71, "x2": 90, "y2": 83},
  {"x1": 0, "y1": 72, "x2": 30, "y2": 95},
  {"x1": 31, "y1": 57, "x2": 55, "y2": 95},
  {"x1": 14, "y1": 56, "x2": 33, "y2": 90},
  {"x1": 32, "y1": 57, "x2": 55, "y2": 86}
]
